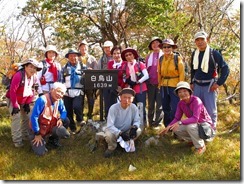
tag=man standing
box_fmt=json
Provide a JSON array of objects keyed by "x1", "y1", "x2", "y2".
[
  {"x1": 104, "y1": 88, "x2": 142, "y2": 158},
  {"x1": 29, "y1": 82, "x2": 70, "y2": 156},
  {"x1": 79, "y1": 40, "x2": 98, "y2": 123},
  {"x1": 62, "y1": 49, "x2": 87, "y2": 134},
  {"x1": 190, "y1": 31, "x2": 229, "y2": 130}
]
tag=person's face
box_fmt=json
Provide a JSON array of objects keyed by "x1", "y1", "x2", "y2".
[
  {"x1": 68, "y1": 53, "x2": 79, "y2": 65},
  {"x1": 24, "y1": 63, "x2": 38, "y2": 78},
  {"x1": 162, "y1": 44, "x2": 173, "y2": 55},
  {"x1": 46, "y1": 51, "x2": 57, "y2": 60},
  {"x1": 177, "y1": 88, "x2": 191, "y2": 102},
  {"x1": 124, "y1": 52, "x2": 135, "y2": 62},
  {"x1": 112, "y1": 49, "x2": 122, "y2": 62},
  {"x1": 51, "y1": 87, "x2": 65, "y2": 101},
  {"x1": 79, "y1": 44, "x2": 88, "y2": 56},
  {"x1": 151, "y1": 40, "x2": 161, "y2": 51},
  {"x1": 195, "y1": 37, "x2": 208, "y2": 51},
  {"x1": 120, "y1": 93, "x2": 134, "y2": 108},
  {"x1": 103, "y1": 46, "x2": 112, "y2": 56}
]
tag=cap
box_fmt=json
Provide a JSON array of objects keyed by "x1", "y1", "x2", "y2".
[
  {"x1": 174, "y1": 81, "x2": 193, "y2": 95},
  {"x1": 194, "y1": 31, "x2": 208, "y2": 40},
  {"x1": 79, "y1": 40, "x2": 88, "y2": 47},
  {"x1": 53, "y1": 82, "x2": 67, "y2": 93},
  {"x1": 21, "y1": 58, "x2": 42, "y2": 71},
  {"x1": 103, "y1": 41, "x2": 113, "y2": 47},
  {"x1": 119, "y1": 88, "x2": 136, "y2": 96}
]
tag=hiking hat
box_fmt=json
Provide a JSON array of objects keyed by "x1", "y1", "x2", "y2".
[
  {"x1": 53, "y1": 82, "x2": 67, "y2": 93},
  {"x1": 21, "y1": 58, "x2": 42, "y2": 71},
  {"x1": 45, "y1": 45, "x2": 59, "y2": 58},
  {"x1": 194, "y1": 31, "x2": 208, "y2": 40},
  {"x1": 159, "y1": 39, "x2": 178, "y2": 49},
  {"x1": 119, "y1": 88, "x2": 136, "y2": 97},
  {"x1": 121, "y1": 48, "x2": 139, "y2": 61},
  {"x1": 103, "y1": 41, "x2": 114, "y2": 48},
  {"x1": 65, "y1": 49, "x2": 81, "y2": 58},
  {"x1": 174, "y1": 81, "x2": 193, "y2": 96},
  {"x1": 79, "y1": 40, "x2": 88, "y2": 47},
  {"x1": 148, "y1": 37, "x2": 162, "y2": 50}
]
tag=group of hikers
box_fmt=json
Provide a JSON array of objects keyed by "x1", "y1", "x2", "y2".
[{"x1": 5, "y1": 30, "x2": 229, "y2": 157}]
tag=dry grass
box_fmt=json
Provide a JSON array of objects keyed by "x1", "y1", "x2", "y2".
[{"x1": 0, "y1": 100, "x2": 240, "y2": 181}]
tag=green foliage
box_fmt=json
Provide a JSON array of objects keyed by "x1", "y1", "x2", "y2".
[{"x1": 0, "y1": 102, "x2": 240, "y2": 180}]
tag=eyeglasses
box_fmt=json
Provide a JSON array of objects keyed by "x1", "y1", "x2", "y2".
[
  {"x1": 125, "y1": 53, "x2": 133, "y2": 57},
  {"x1": 162, "y1": 46, "x2": 172, "y2": 49}
]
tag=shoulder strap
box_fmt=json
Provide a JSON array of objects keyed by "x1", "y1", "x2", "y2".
[
  {"x1": 173, "y1": 53, "x2": 178, "y2": 70},
  {"x1": 159, "y1": 55, "x2": 164, "y2": 71},
  {"x1": 210, "y1": 48, "x2": 218, "y2": 69},
  {"x1": 41, "y1": 60, "x2": 48, "y2": 76}
]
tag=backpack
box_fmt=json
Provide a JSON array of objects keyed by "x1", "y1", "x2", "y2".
[
  {"x1": 159, "y1": 52, "x2": 189, "y2": 76},
  {"x1": 1, "y1": 63, "x2": 24, "y2": 89}
]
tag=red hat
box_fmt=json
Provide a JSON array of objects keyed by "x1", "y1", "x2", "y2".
[{"x1": 121, "y1": 48, "x2": 139, "y2": 61}]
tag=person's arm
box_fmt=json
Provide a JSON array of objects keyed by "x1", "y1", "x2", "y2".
[
  {"x1": 177, "y1": 56, "x2": 185, "y2": 81},
  {"x1": 106, "y1": 106, "x2": 121, "y2": 136},
  {"x1": 30, "y1": 97, "x2": 45, "y2": 133},
  {"x1": 9, "y1": 72, "x2": 22, "y2": 108},
  {"x1": 131, "y1": 105, "x2": 141, "y2": 128},
  {"x1": 58, "y1": 99, "x2": 67, "y2": 121},
  {"x1": 138, "y1": 63, "x2": 149, "y2": 83}
]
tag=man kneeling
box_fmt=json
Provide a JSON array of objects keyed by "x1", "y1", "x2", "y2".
[
  {"x1": 104, "y1": 88, "x2": 142, "y2": 158},
  {"x1": 29, "y1": 82, "x2": 70, "y2": 156}
]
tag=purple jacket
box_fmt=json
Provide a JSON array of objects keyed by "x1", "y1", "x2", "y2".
[{"x1": 169, "y1": 95, "x2": 213, "y2": 126}]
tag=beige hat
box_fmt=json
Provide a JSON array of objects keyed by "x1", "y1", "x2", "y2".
[
  {"x1": 53, "y1": 82, "x2": 67, "y2": 93},
  {"x1": 119, "y1": 88, "x2": 136, "y2": 96},
  {"x1": 148, "y1": 37, "x2": 162, "y2": 50},
  {"x1": 194, "y1": 31, "x2": 208, "y2": 40},
  {"x1": 21, "y1": 58, "x2": 42, "y2": 71},
  {"x1": 174, "y1": 81, "x2": 193, "y2": 95},
  {"x1": 159, "y1": 39, "x2": 177, "y2": 49},
  {"x1": 103, "y1": 41, "x2": 113, "y2": 47},
  {"x1": 45, "y1": 45, "x2": 59, "y2": 58},
  {"x1": 79, "y1": 40, "x2": 88, "y2": 47}
]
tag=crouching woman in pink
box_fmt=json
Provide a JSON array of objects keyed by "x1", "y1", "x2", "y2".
[
  {"x1": 29, "y1": 82, "x2": 70, "y2": 156},
  {"x1": 159, "y1": 81, "x2": 214, "y2": 155}
]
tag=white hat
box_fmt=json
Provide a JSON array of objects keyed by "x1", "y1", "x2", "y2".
[
  {"x1": 194, "y1": 31, "x2": 208, "y2": 40},
  {"x1": 79, "y1": 40, "x2": 88, "y2": 47},
  {"x1": 53, "y1": 82, "x2": 67, "y2": 93},
  {"x1": 21, "y1": 58, "x2": 42, "y2": 71},
  {"x1": 103, "y1": 41, "x2": 113, "y2": 47},
  {"x1": 45, "y1": 45, "x2": 59, "y2": 57},
  {"x1": 174, "y1": 81, "x2": 193, "y2": 95}
]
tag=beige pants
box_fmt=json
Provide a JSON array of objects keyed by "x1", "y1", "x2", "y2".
[
  {"x1": 105, "y1": 128, "x2": 142, "y2": 151},
  {"x1": 173, "y1": 123, "x2": 205, "y2": 148},
  {"x1": 7, "y1": 99, "x2": 31, "y2": 143}
]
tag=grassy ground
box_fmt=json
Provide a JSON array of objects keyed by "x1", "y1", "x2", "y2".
[{"x1": 0, "y1": 100, "x2": 240, "y2": 181}]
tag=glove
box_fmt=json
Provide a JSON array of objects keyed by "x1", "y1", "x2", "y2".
[
  {"x1": 11, "y1": 107, "x2": 20, "y2": 116},
  {"x1": 23, "y1": 104, "x2": 30, "y2": 114},
  {"x1": 125, "y1": 77, "x2": 137, "y2": 87},
  {"x1": 129, "y1": 126, "x2": 138, "y2": 139},
  {"x1": 120, "y1": 132, "x2": 130, "y2": 141}
]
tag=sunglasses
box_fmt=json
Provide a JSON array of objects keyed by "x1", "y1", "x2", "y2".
[{"x1": 162, "y1": 46, "x2": 172, "y2": 49}]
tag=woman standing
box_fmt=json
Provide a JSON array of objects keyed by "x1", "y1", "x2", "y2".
[
  {"x1": 158, "y1": 39, "x2": 185, "y2": 127},
  {"x1": 106, "y1": 46, "x2": 127, "y2": 114},
  {"x1": 121, "y1": 48, "x2": 149, "y2": 128}
]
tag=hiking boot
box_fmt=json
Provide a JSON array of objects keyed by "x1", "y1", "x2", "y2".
[
  {"x1": 47, "y1": 137, "x2": 62, "y2": 149},
  {"x1": 78, "y1": 121, "x2": 86, "y2": 127},
  {"x1": 14, "y1": 142, "x2": 24, "y2": 148},
  {"x1": 104, "y1": 149, "x2": 114, "y2": 158},
  {"x1": 195, "y1": 145, "x2": 206, "y2": 155}
]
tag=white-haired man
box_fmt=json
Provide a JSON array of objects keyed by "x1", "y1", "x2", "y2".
[{"x1": 29, "y1": 82, "x2": 70, "y2": 156}]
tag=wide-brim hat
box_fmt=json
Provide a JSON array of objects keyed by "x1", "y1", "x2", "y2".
[
  {"x1": 45, "y1": 45, "x2": 59, "y2": 57},
  {"x1": 119, "y1": 88, "x2": 136, "y2": 97},
  {"x1": 159, "y1": 39, "x2": 177, "y2": 49},
  {"x1": 148, "y1": 37, "x2": 162, "y2": 50},
  {"x1": 21, "y1": 58, "x2": 42, "y2": 71},
  {"x1": 174, "y1": 81, "x2": 193, "y2": 96},
  {"x1": 194, "y1": 31, "x2": 208, "y2": 40},
  {"x1": 121, "y1": 48, "x2": 139, "y2": 61},
  {"x1": 65, "y1": 49, "x2": 81, "y2": 58}
]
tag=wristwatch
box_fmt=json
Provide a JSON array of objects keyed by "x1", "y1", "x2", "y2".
[{"x1": 178, "y1": 121, "x2": 182, "y2": 125}]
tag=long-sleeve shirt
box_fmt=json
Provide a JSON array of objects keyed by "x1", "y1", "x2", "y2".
[
  {"x1": 158, "y1": 53, "x2": 185, "y2": 87},
  {"x1": 30, "y1": 95, "x2": 67, "y2": 133},
  {"x1": 169, "y1": 95, "x2": 213, "y2": 126},
  {"x1": 105, "y1": 103, "x2": 141, "y2": 136},
  {"x1": 190, "y1": 48, "x2": 229, "y2": 86}
]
